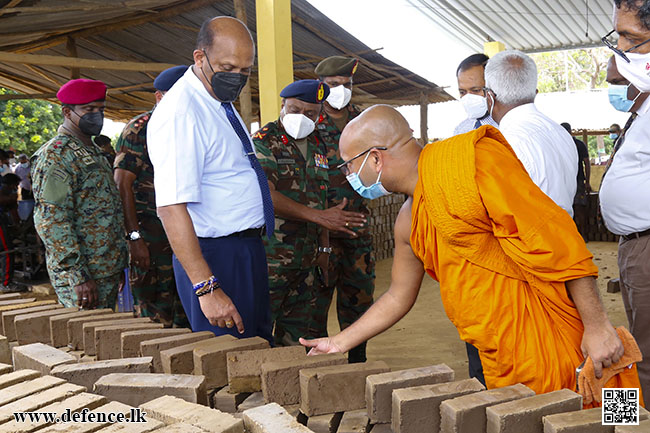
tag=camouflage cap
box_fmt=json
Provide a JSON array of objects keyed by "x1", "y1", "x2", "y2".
[{"x1": 315, "y1": 56, "x2": 359, "y2": 77}]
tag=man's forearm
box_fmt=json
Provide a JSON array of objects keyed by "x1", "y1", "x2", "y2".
[
  {"x1": 567, "y1": 276, "x2": 610, "y2": 329},
  {"x1": 157, "y1": 204, "x2": 212, "y2": 285},
  {"x1": 270, "y1": 189, "x2": 320, "y2": 224},
  {"x1": 114, "y1": 171, "x2": 140, "y2": 233}
]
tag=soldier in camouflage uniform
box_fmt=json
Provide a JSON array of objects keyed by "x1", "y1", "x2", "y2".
[
  {"x1": 253, "y1": 80, "x2": 366, "y2": 346},
  {"x1": 31, "y1": 79, "x2": 128, "y2": 309},
  {"x1": 315, "y1": 56, "x2": 376, "y2": 363},
  {"x1": 114, "y1": 66, "x2": 189, "y2": 328}
]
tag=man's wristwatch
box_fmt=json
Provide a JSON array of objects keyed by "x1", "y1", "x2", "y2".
[
  {"x1": 318, "y1": 246, "x2": 332, "y2": 254},
  {"x1": 126, "y1": 230, "x2": 142, "y2": 241}
]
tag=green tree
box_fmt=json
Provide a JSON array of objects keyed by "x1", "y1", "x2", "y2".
[
  {"x1": 0, "y1": 87, "x2": 63, "y2": 155},
  {"x1": 530, "y1": 47, "x2": 611, "y2": 93}
]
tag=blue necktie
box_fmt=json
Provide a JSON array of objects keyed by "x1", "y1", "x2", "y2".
[
  {"x1": 473, "y1": 119, "x2": 482, "y2": 129},
  {"x1": 222, "y1": 102, "x2": 275, "y2": 238}
]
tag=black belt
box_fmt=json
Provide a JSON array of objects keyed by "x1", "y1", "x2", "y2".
[
  {"x1": 622, "y1": 228, "x2": 650, "y2": 242},
  {"x1": 224, "y1": 226, "x2": 266, "y2": 239}
]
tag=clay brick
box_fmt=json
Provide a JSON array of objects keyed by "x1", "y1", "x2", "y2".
[
  {"x1": 93, "y1": 373, "x2": 207, "y2": 406},
  {"x1": 486, "y1": 389, "x2": 582, "y2": 433},
  {"x1": 543, "y1": 408, "x2": 613, "y2": 433},
  {"x1": 141, "y1": 331, "x2": 214, "y2": 373},
  {"x1": 2, "y1": 304, "x2": 62, "y2": 340},
  {"x1": 242, "y1": 402, "x2": 313, "y2": 433},
  {"x1": 12, "y1": 343, "x2": 76, "y2": 374},
  {"x1": 121, "y1": 328, "x2": 191, "y2": 358},
  {"x1": 392, "y1": 378, "x2": 486, "y2": 433},
  {"x1": 68, "y1": 312, "x2": 135, "y2": 350},
  {"x1": 0, "y1": 335, "x2": 9, "y2": 364},
  {"x1": 0, "y1": 382, "x2": 86, "y2": 424},
  {"x1": 0, "y1": 391, "x2": 106, "y2": 432},
  {"x1": 0, "y1": 368, "x2": 40, "y2": 389},
  {"x1": 615, "y1": 419, "x2": 650, "y2": 432},
  {"x1": 86, "y1": 317, "x2": 153, "y2": 356},
  {"x1": 0, "y1": 297, "x2": 35, "y2": 306},
  {"x1": 0, "y1": 375, "x2": 65, "y2": 406},
  {"x1": 440, "y1": 383, "x2": 535, "y2": 433},
  {"x1": 15, "y1": 307, "x2": 78, "y2": 345},
  {"x1": 38, "y1": 401, "x2": 135, "y2": 433},
  {"x1": 140, "y1": 395, "x2": 244, "y2": 433},
  {"x1": 161, "y1": 335, "x2": 236, "y2": 376},
  {"x1": 369, "y1": 425, "x2": 392, "y2": 433},
  {"x1": 307, "y1": 412, "x2": 343, "y2": 433},
  {"x1": 146, "y1": 424, "x2": 209, "y2": 433},
  {"x1": 95, "y1": 322, "x2": 163, "y2": 360},
  {"x1": 337, "y1": 409, "x2": 369, "y2": 433},
  {"x1": 193, "y1": 337, "x2": 269, "y2": 389},
  {"x1": 237, "y1": 392, "x2": 265, "y2": 412},
  {"x1": 227, "y1": 346, "x2": 305, "y2": 393},
  {"x1": 260, "y1": 353, "x2": 347, "y2": 405},
  {"x1": 0, "y1": 300, "x2": 55, "y2": 314},
  {"x1": 212, "y1": 385, "x2": 250, "y2": 413},
  {"x1": 0, "y1": 363, "x2": 10, "y2": 374},
  {"x1": 49, "y1": 309, "x2": 112, "y2": 348},
  {"x1": 0, "y1": 293, "x2": 21, "y2": 300},
  {"x1": 50, "y1": 357, "x2": 152, "y2": 390},
  {"x1": 366, "y1": 364, "x2": 455, "y2": 423},
  {"x1": 607, "y1": 278, "x2": 621, "y2": 293},
  {"x1": 300, "y1": 361, "x2": 391, "y2": 416},
  {"x1": 94, "y1": 417, "x2": 164, "y2": 433}
]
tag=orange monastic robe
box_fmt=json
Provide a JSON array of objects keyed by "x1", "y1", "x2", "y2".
[{"x1": 410, "y1": 125, "x2": 639, "y2": 398}]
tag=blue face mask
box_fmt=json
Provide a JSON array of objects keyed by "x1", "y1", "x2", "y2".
[
  {"x1": 609, "y1": 133, "x2": 619, "y2": 140},
  {"x1": 346, "y1": 151, "x2": 391, "y2": 200},
  {"x1": 608, "y1": 84, "x2": 640, "y2": 113}
]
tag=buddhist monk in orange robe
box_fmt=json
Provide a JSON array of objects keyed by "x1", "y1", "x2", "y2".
[{"x1": 301, "y1": 105, "x2": 639, "y2": 401}]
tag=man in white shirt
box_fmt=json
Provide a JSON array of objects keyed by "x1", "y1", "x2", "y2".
[
  {"x1": 600, "y1": 0, "x2": 650, "y2": 399},
  {"x1": 148, "y1": 16, "x2": 273, "y2": 342},
  {"x1": 484, "y1": 50, "x2": 578, "y2": 217},
  {"x1": 453, "y1": 53, "x2": 499, "y2": 136}
]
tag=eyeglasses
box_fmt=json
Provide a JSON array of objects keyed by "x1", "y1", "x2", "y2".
[
  {"x1": 337, "y1": 146, "x2": 387, "y2": 175},
  {"x1": 602, "y1": 29, "x2": 650, "y2": 63}
]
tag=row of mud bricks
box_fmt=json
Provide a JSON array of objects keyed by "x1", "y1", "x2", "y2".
[
  {"x1": 0, "y1": 293, "x2": 646, "y2": 432},
  {"x1": 366, "y1": 194, "x2": 405, "y2": 261}
]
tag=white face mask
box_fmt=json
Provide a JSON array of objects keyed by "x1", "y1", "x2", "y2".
[
  {"x1": 616, "y1": 53, "x2": 650, "y2": 92},
  {"x1": 282, "y1": 112, "x2": 315, "y2": 140},
  {"x1": 461, "y1": 93, "x2": 488, "y2": 119},
  {"x1": 326, "y1": 85, "x2": 352, "y2": 110}
]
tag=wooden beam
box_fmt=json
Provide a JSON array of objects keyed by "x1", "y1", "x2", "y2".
[
  {"x1": 234, "y1": 0, "x2": 253, "y2": 130},
  {"x1": 0, "y1": 51, "x2": 176, "y2": 72},
  {"x1": 66, "y1": 37, "x2": 80, "y2": 79},
  {"x1": 0, "y1": 0, "x2": 22, "y2": 18},
  {"x1": 24, "y1": 64, "x2": 63, "y2": 88},
  {"x1": 0, "y1": 93, "x2": 56, "y2": 101},
  {"x1": 14, "y1": 0, "x2": 224, "y2": 53},
  {"x1": 419, "y1": 92, "x2": 428, "y2": 145}
]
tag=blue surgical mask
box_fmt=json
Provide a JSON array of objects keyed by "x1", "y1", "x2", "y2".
[
  {"x1": 346, "y1": 151, "x2": 391, "y2": 200},
  {"x1": 609, "y1": 133, "x2": 619, "y2": 140},
  {"x1": 608, "y1": 84, "x2": 641, "y2": 113}
]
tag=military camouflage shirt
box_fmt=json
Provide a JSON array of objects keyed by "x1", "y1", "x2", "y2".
[
  {"x1": 253, "y1": 119, "x2": 329, "y2": 270},
  {"x1": 31, "y1": 131, "x2": 128, "y2": 288},
  {"x1": 114, "y1": 110, "x2": 158, "y2": 220},
  {"x1": 317, "y1": 104, "x2": 370, "y2": 237}
]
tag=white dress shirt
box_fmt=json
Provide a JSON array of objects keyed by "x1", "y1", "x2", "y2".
[
  {"x1": 147, "y1": 67, "x2": 264, "y2": 238},
  {"x1": 453, "y1": 114, "x2": 499, "y2": 135},
  {"x1": 498, "y1": 103, "x2": 578, "y2": 217},
  {"x1": 600, "y1": 97, "x2": 650, "y2": 235}
]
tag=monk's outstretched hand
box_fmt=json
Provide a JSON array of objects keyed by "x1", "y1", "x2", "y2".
[
  {"x1": 299, "y1": 337, "x2": 344, "y2": 356},
  {"x1": 581, "y1": 324, "x2": 624, "y2": 379}
]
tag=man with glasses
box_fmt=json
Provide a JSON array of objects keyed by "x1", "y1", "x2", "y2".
[
  {"x1": 301, "y1": 105, "x2": 638, "y2": 400},
  {"x1": 454, "y1": 54, "x2": 499, "y2": 136},
  {"x1": 600, "y1": 0, "x2": 650, "y2": 400},
  {"x1": 315, "y1": 56, "x2": 375, "y2": 363}
]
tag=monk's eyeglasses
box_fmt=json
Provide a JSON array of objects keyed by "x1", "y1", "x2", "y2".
[
  {"x1": 337, "y1": 146, "x2": 388, "y2": 176},
  {"x1": 602, "y1": 29, "x2": 650, "y2": 63}
]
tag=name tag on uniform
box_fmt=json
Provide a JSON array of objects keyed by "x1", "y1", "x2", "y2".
[
  {"x1": 314, "y1": 154, "x2": 329, "y2": 169},
  {"x1": 277, "y1": 158, "x2": 295, "y2": 165}
]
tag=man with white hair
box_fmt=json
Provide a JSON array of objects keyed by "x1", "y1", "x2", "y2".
[{"x1": 484, "y1": 50, "x2": 578, "y2": 216}]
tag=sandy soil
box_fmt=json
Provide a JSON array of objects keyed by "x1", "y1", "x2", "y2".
[{"x1": 327, "y1": 241, "x2": 624, "y2": 379}]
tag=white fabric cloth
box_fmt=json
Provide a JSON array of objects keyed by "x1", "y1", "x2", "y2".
[
  {"x1": 453, "y1": 114, "x2": 499, "y2": 135},
  {"x1": 498, "y1": 103, "x2": 578, "y2": 217},
  {"x1": 600, "y1": 97, "x2": 650, "y2": 235},
  {"x1": 148, "y1": 66, "x2": 264, "y2": 238}
]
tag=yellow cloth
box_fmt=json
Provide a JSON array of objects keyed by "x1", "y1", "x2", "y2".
[{"x1": 411, "y1": 125, "x2": 600, "y2": 395}]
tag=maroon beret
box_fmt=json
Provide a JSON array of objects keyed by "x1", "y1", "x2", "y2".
[{"x1": 56, "y1": 79, "x2": 107, "y2": 105}]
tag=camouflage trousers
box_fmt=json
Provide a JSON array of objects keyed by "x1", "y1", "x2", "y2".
[
  {"x1": 129, "y1": 217, "x2": 188, "y2": 328},
  {"x1": 326, "y1": 235, "x2": 375, "y2": 362},
  {"x1": 269, "y1": 265, "x2": 330, "y2": 346},
  {"x1": 54, "y1": 272, "x2": 121, "y2": 309}
]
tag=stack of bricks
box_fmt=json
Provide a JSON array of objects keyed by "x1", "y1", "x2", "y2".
[
  {"x1": 367, "y1": 194, "x2": 406, "y2": 261},
  {"x1": 586, "y1": 192, "x2": 618, "y2": 242},
  {"x1": 1, "y1": 296, "x2": 649, "y2": 432}
]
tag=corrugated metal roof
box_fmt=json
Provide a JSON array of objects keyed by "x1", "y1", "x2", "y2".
[{"x1": 408, "y1": 0, "x2": 613, "y2": 53}]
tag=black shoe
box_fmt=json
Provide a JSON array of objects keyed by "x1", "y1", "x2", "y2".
[{"x1": 0, "y1": 282, "x2": 28, "y2": 293}]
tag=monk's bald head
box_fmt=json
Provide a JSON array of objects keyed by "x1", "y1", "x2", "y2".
[{"x1": 340, "y1": 105, "x2": 413, "y2": 161}]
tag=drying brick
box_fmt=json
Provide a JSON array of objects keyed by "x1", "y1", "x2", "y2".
[
  {"x1": 141, "y1": 330, "x2": 213, "y2": 373},
  {"x1": 94, "y1": 373, "x2": 207, "y2": 406},
  {"x1": 120, "y1": 328, "x2": 191, "y2": 358},
  {"x1": 161, "y1": 334, "x2": 235, "y2": 375},
  {"x1": 227, "y1": 345, "x2": 305, "y2": 393},
  {"x1": 12, "y1": 342, "x2": 76, "y2": 374},
  {"x1": 2, "y1": 304, "x2": 62, "y2": 341},
  {"x1": 85, "y1": 317, "x2": 153, "y2": 356},
  {"x1": 242, "y1": 402, "x2": 313, "y2": 433},
  {"x1": 95, "y1": 322, "x2": 163, "y2": 360},
  {"x1": 49, "y1": 309, "x2": 112, "y2": 348},
  {"x1": 50, "y1": 357, "x2": 152, "y2": 390},
  {"x1": 14, "y1": 307, "x2": 78, "y2": 345},
  {"x1": 67, "y1": 312, "x2": 135, "y2": 350}
]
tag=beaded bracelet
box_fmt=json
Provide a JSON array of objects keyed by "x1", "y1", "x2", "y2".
[
  {"x1": 195, "y1": 279, "x2": 221, "y2": 297},
  {"x1": 193, "y1": 276, "x2": 216, "y2": 293}
]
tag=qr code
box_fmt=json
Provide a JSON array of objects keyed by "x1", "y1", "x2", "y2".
[{"x1": 602, "y1": 388, "x2": 639, "y2": 425}]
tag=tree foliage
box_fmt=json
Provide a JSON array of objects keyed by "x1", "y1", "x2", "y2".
[
  {"x1": 530, "y1": 47, "x2": 611, "y2": 93},
  {"x1": 0, "y1": 88, "x2": 63, "y2": 155}
]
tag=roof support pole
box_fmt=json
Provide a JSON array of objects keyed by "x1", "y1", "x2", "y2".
[
  {"x1": 255, "y1": 0, "x2": 294, "y2": 125},
  {"x1": 484, "y1": 41, "x2": 506, "y2": 57},
  {"x1": 234, "y1": 0, "x2": 252, "y2": 130},
  {"x1": 419, "y1": 92, "x2": 428, "y2": 145}
]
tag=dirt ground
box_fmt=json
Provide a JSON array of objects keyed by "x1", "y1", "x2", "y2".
[{"x1": 327, "y1": 241, "x2": 624, "y2": 379}]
